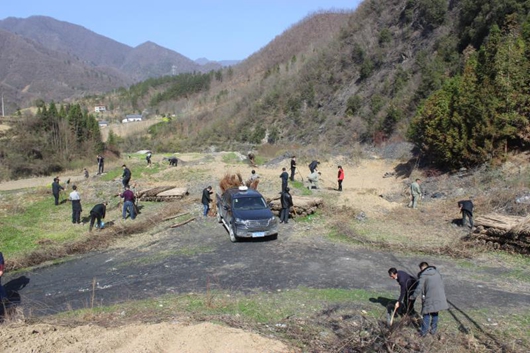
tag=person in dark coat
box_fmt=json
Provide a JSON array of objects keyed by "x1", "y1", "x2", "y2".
[
  {"x1": 388, "y1": 267, "x2": 417, "y2": 316},
  {"x1": 202, "y1": 186, "x2": 213, "y2": 217},
  {"x1": 146, "y1": 151, "x2": 152, "y2": 167},
  {"x1": 122, "y1": 164, "x2": 131, "y2": 189},
  {"x1": 280, "y1": 167, "x2": 289, "y2": 192},
  {"x1": 290, "y1": 156, "x2": 297, "y2": 181},
  {"x1": 458, "y1": 199, "x2": 474, "y2": 228},
  {"x1": 309, "y1": 160, "x2": 320, "y2": 173},
  {"x1": 68, "y1": 185, "x2": 82, "y2": 224},
  {"x1": 89, "y1": 202, "x2": 107, "y2": 231},
  {"x1": 51, "y1": 177, "x2": 64, "y2": 206},
  {"x1": 168, "y1": 157, "x2": 178, "y2": 166},
  {"x1": 280, "y1": 187, "x2": 294, "y2": 224},
  {"x1": 0, "y1": 252, "x2": 6, "y2": 302},
  {"x1": 96, "y1": 155, "x2": 104, "y2": 174},
  {"x1": 410, "y1": 262, "x2": 449, "y2": 337}
]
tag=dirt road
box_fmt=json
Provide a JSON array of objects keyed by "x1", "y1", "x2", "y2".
[{"x1": 9, "y1": 216, "x2": 529, "y2": 317}]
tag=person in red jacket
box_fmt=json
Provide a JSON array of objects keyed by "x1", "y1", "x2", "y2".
[{"x1": 337, "y1": 165, "x2": 345, "y2": 191}]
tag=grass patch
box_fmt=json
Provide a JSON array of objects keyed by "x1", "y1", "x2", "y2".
[
  {"x1": 0, "y1": 196, "x2": 82, "y2": 258},
  {"x1": 221, "y1": 152, "x2": 242, "y2": 164},
  {"x1": 290, "y1": 180, "x2": 312, "y2": 196}
]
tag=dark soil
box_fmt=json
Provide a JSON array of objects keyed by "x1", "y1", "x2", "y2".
[{"x1": 6, "y1": 217, "x2": 530, "y2": 317}]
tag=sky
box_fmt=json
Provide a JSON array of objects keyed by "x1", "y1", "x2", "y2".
[{"x1": 2, "y1": 0, "x2": 362, "y2": 61}]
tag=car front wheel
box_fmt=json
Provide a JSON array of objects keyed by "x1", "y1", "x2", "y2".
[{"x1": 229, "y1": 223, "x2": 238, "y2": 243}]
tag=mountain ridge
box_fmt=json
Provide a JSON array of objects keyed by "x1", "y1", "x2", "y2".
[{"x1": 0, "y1": 15, "x2": 225, "y2": 108}]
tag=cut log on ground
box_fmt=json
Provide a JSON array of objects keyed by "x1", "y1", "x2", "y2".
[
  {"x1": 467, "y1": 213, "x2": 530, "y2": 254},
  {"x1": 267, "y1": 195, "x2": 324, "y2": 217},
  {"x1": 473, "y1": 214, "x2": 523, "y2": 231},
  {"x1": 138, "y1": 187, "x2": 189, "y2": 202}
]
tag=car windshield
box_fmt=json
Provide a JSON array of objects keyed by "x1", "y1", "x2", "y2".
[{"x1": 233, "y1": 196, "x2": 267, "y2": 210}]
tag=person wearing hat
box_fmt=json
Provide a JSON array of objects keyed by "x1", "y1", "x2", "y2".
[
  {"x1": 51, "y1": 177, "x2": 64, "y2": 206},
  {"x1": 69, "y1": 185, "x2": 82, "y2": 224},
  {"x1": 280, "y1": 187, "x2": 293, "y2": 224}
]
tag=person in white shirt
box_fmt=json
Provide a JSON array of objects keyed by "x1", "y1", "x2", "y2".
[{"x1": 69, "y1": 185, "x2": 82, "y2": 224}]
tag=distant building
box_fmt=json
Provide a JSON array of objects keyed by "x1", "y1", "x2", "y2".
[
  {"x1": 122, "y1": 114, "x2": 143, "y2": 123},
  {"x1": 95, "y1": 105, "x2": 107, "y2": 113},
  {"x1": 98, "y1": 120, "x2": 109, "y2": 127}
]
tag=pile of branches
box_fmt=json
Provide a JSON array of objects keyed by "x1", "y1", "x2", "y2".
[{"x1": 219, "y1": 173, "x2": 243, "y2": 193}]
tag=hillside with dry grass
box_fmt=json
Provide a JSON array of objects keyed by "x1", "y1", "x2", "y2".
[
  {"x1": 102, "y1": 0, "x2": 456, "y2": 152},
  {"x1": 104, "y1": 0, "x2": 530, "y2": 175}
]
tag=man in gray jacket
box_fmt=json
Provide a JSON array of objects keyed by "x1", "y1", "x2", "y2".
[{"x1": 410, "y1": 262, "x2": 449, "y2": 337}]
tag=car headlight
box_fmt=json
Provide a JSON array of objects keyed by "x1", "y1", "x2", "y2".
[{"x1": 235, "y1": 218, "x2": 249, "y2": 226}]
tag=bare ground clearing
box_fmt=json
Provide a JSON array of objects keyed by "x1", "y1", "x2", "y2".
[{"x1": 1, "y1": 152, "x2": 529, "y2": 352}]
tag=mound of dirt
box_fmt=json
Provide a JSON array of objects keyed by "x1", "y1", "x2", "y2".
[{"x1": 0, "y1": 322, "x2": 290, "y2": 353}]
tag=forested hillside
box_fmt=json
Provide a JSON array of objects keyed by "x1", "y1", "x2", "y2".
[
  {"x1": 100, "y1": 0, "x2": 530, "y2": 170},
  {"x1": 0, "y1": 103, "x2": 102, "y2": 179}
]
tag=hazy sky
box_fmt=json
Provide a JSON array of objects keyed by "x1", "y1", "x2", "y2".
[{"x1": 2, "y1": 0, "x2": 362, "y2": 61}]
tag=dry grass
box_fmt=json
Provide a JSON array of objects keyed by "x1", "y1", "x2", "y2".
[{"x1": 323, "y1": 199, "x2": 479, "y2": 258}]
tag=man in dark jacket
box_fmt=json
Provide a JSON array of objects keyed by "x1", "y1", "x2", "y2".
[
  {"x1": 280, "y1": 187, "x2": 294, "y2": 224},
  {"x1": 122, "y1": 164, "x2": 132, "y2": 189},
  {"x1": 0, "y1": 251, "x2": 6, "y2": 302},
  {"x1": 388, "y1": 267, "x2": 417, "y2": 316},
  {"x1": 51, "y1": 177, "x2": 64, "y2": 206},
  {"x1": 202, "y1": 186, "x2": 213, "y2": 217},
  {"x1": 290, "y1": 156, "x2": 297, "y2": 181},
  {"x1": 309, "y1": 160, "x2": 320, "y2": 173},
  {"x1": 410, "y1": 262, "x2": 449, "y2": 337},
  {"x1": 168, "y1": 157, "x2": 178, "y2": 166},
  {"x1": 146, "y1": 151, "x2": 152, "y2": 167},
  {"x1": 89, "y1": 202, "x2": 107, "y2": 231},
  {"x1": 280, "y1": 167, "x2": 289, "y2": 192},
  {"x1": 458, "y1": 199, "x2": 474, "y2": 228},
  {"x1": 97, "y1": 155, "x2": 104, "y2": 174}
]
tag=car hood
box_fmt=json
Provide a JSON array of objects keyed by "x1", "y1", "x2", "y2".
[{"x1": 233, "y1": 208, "x2": 274, "y2": 220}]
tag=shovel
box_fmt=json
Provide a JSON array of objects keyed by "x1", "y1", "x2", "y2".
[{"x1": 387, "y1": 306, "x2": 398, "y2": 327}]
